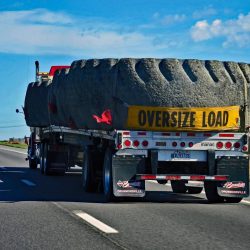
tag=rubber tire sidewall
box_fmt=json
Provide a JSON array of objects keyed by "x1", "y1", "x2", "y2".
[
  {"x1": 204, "y1": 181, "x2": 224, "y2": 203},
  {"x1": 82, "y1": 147, "x2": 94, "y2": 192},
  {"x1": 171, "y1": 180, "x2": 188, "y2": 193},
  {"x1": 103, "y1": 148, "x2": 114, "y2": 201}
]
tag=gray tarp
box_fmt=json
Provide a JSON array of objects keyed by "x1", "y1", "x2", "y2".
[{"x1": 24, "y1": 58, "x2": 250, "y2": 130}]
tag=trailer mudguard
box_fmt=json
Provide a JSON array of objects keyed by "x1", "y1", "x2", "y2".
[
  {"x1": 112, "y1": 155, "x2": 146, "y2": 197},
  {"x1": 216, "y1": 156, "x2": 249, "y2": 198}
]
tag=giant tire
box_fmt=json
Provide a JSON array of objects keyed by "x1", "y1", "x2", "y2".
[
  {"x1": 204, "y1": 181, "x2": 224, "y2": 203},
  {"x1": 171, "y1": 180, "x2": 188, "y2": 193}
]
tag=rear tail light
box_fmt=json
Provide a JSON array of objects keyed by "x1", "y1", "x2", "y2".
[
  {"x1": 172, "y1": 142, "x2": 177, "y2": 147},
  {"x1": 188, "y1": 142, "x2": 193, "y2": 148},
  {"x1": 242, "y1": 145, "x2": 248, "y2": 152},
  {"x1": 180, "y1": 142, "x2": 185, "y2": 147},
  {"x1": 117, "y1": 143, "x2": 122, "y2": 149},
  {"x1": 124, "y1": 140, "x2": 131, "y2": 147},
  {"x1": 216, "y1": 142, "x2": 223, "y2": 149},
  {"x1": 133, "y1": 140, "x2": 140, "y2": 147},
  {"x1": 142, "y1": 140, "x2": 149, "y2": 147},
  {"x1": 225, "y1": 141, "x2": 232, "y2": 149},
  {"x1": 234, "y1": 142, "x2": 241, "y2": 149}
]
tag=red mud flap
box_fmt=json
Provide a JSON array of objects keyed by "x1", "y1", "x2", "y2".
[
  {"x1": 216, "y1": 156, "x2": 249, "y2": 198},
  {"x1": 112, "y1": 155, "x2": 146, "y2": 197}
]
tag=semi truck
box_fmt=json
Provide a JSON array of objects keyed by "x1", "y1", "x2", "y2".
[{"x1": 23, "y1": 59, "x2": 250, "y2": 203}]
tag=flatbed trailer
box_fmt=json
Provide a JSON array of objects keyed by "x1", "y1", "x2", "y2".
[{"x1": 27, "y1": 125, "x2": 249, "y2": 203}]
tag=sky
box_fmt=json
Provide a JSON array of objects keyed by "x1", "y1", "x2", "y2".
[{"x1": 0, "y1": 0, "x2": 249, "y2": 140}]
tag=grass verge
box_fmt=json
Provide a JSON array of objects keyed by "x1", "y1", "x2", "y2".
[{"x1": 0, "y1": 141, "x2": 28, "y2": 149}]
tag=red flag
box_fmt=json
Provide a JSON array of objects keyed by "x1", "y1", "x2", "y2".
[{"x1": 93, "y1": 109, "x2": 112, "y2": 125}]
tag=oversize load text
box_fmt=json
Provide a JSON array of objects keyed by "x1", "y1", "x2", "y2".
[{"x1": 127, "y1": 106, "x2": 239, "y2": 131}]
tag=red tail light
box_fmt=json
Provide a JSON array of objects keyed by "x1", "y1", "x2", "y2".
[
  {"x1": 142, "y1": 140, "x2": 149, "y2": 147},
  {"x1": 180, "y1": 142, "x2": 185, "y2": 147},
  {"x1": 188, "y1": 142, "x2": 194, "y2": 148},
  {"x1": 216, "y1": 142, "x2": 223, "y2": 149},
  {"x1": 133, "y1": 140, "x2": 140, "y2": 147},
  {"x1": 225, "y1": 141, "x2": 232, "y2": 149},
  {"x1": 124, "y1": 140, "x2": 131, "y2": 147},
  {"x1": 172, "y1": 142, "x2": 177, "y2": 147},
  {"x1": 117, "y1": 144, "x2": 122, "y2": 149},
  {"x1": 242, "y1": 145, "x2": 248, "y2": 152},
  {"x1": 234, "y1": 142, "x2": 241, "y2": 149}
]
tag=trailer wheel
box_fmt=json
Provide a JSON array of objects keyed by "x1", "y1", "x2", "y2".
[
  {"x1": 204, "y1": 181, "x2": 224, "y2": 203},
  {"x1": 187, "y1": 186, "x2": 203, "y2": 194},
  {"x1": 40, "y1": 143, "x2": 44, "y2": 174},
  {"x1": 171, "y1": 180, "x2": 188, "y2": 193},
  {"x1": 43, "y1": 143, "x2": 51, "y2": 175},
  {"x1": 224, "y1": 197, "x2": 242, "y2": 203},
  {"x1": 29, "y1": 158, "x2": 38, "y2": 169},
  {"x1": 157, "y1": 180, "x2": 168, "y2": 185},
  {"x1": 103, "y1": 148, "x2": 114, "y2": 201},
  {"x1": 82, "y1": 147, "x2": 95, "y2": 192}
]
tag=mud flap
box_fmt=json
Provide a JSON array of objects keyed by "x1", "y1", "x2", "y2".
[
  {"x1": 216, "y1": 156, "x2": 249, "y2": 198},
  {"x1": 112, "y1": 155, "x2": 146, "y2": 197}
]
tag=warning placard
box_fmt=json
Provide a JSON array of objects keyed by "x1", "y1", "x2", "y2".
[{"x1": 127, "y1": 106, "x2": 240, "y2": 131}]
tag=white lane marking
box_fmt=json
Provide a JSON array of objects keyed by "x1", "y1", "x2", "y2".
[
  {"x1": 73, "y1": 210, "x2": 118, "y2": 234},
  {"x1": 0, "y1": 147, "x2": 26, "y2": 155},
  {"x1": 21, "y1": 179, "x2": 36, "y2": 186}
]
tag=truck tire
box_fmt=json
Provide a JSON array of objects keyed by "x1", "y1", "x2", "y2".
[
  {"x1": 40, "y1": 143, "x2": 45, "y2": 174},
  {"x1": 157, "y1": 180, "x2": 168, "y2": 185},
  {"x1": 29, "y1": 158, "x2": 38, "y2": 169},
  {"x1": 204, "y1": 181, "x2": 224, "y2": 203},
  {"x1": 171, "y1": 180, "x2": 188, "y2": 193},
  {"x1": 187, "y1": 186, "x2": 203, "y2": 194},
  {"x1": 43, "y1": 143, "x2": 51, "y2": 175},
  {"x1": 82, "y1": 147, "x2": 95, "y2": 192},
  {"x1": 224, "y1": 197, "x2": 242, "y2": 203},
  {"x1": 103, "y1": 148, "x2": 114, "y2": 201}
]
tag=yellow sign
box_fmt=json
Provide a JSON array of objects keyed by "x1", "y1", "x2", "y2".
[{"x1": 127, "y1": 106, "x2": 240, "y2": 131}]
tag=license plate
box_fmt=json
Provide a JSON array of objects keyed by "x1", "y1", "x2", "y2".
[{"x1": 158, "y1": 150, "x2": 207, "y2": 162}]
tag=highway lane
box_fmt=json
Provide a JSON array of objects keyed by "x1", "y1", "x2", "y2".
[{"x1": 0, "y1": 146, "x2": 250, "y2": 250}]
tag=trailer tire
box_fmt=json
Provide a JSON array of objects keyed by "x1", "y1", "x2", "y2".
[
  {"x1": 43, "y1": 144, "x2": 51, "y2": 175},
  {"x1": 40, "y1": 143, "x2": 45, "y2": 174},
  {"x1": 103, "y1": 148, "x2": 114, "y2": 201},
  {"x1": 187, "y1": 186, "x2": 203, "y2": 194},
  {"x1": 204, "y1": 181, "x2": 224, "y2": 203},
  {"x1": 171, "y1": 180, "x2": 188, "y2": 193},
  {"x1": 224, "y1": 197, "x2": 242, "y2": 203},
  {"x1": 29, "y1": 158, "x2": 38, "y2": 169},
  {"x1": 82, "y1": 147, "x2": 95, "y2": 192},
  {"x1": 157, "y1": 180, "x2": 168, "y2": 185}
]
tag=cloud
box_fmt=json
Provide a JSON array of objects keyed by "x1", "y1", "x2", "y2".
[
  {"x1": 0, "y1": 9, "x2": 166, "y2": 57},
  {"x1": 192, "y1": 7, "x2": 217, "y2": 19},
  {"x1": 153, "y1": 13, "x2": 186, "y2": 26},
  {"x1": 190, "y1": 12, "x2": 250, "y2": 48}
]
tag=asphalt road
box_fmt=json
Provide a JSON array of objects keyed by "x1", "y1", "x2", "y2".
[{"x1": 0, "y1": 146, "x2": 250, "y2": 250}]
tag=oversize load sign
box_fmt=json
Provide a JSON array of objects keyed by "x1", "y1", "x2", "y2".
[{"x1": 127, "y1": 106, "x2": 240, "y2": 131}]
